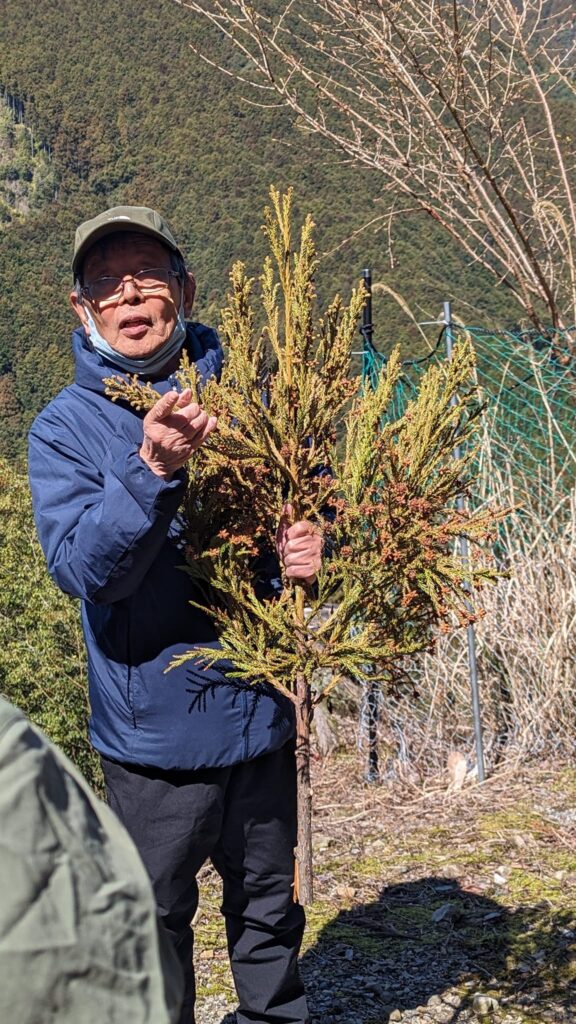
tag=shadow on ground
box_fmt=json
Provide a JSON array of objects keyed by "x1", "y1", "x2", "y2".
[{"x1": 298, "y1": 875, "x2": 575, "y2": 1023}]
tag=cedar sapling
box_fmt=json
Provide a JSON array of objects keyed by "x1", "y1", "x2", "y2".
[{"x1": 105, "y1": 188, "x2": 505, "y2": 904}]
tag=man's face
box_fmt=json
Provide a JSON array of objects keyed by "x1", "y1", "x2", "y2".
[{"x1": 70, "y1": 234, "x2": 195, "y2": 360}]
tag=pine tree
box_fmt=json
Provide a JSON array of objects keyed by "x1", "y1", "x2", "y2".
[{"x1": 106, "y1": 188, "x2": 504, "y2": 902}]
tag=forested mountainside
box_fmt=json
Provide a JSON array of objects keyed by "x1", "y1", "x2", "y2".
[{"x1": 0, "y1": 0, "x2": 571, "y2": 460}]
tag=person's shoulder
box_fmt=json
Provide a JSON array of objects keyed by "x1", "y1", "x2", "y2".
[
  {"x1": 187, "y1": 321, "x2": 223, "y2": 380},
  {"x1": 29, "y1": 328, "x2": 91, "y2": 439},
  {"x1": 29, "y1": 384, "x2": 81, "y2": 440},
  {"x1": 188, "y1": 320, "x2": 222, "y2": 354}
]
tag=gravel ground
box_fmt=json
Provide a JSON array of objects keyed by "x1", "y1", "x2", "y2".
[{"x1": 191, "y1": 751, "x2": 576, "y2": 1024}]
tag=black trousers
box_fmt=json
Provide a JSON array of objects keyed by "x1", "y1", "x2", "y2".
[{"x1": 101, "y1": 743, "x2": 309, "y2": 1024}]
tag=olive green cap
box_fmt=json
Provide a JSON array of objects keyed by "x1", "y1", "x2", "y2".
[{"x1": 72, "y1": 205, "x2": 183, "y2": 278}]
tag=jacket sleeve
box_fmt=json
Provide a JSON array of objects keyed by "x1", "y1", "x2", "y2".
[{"x1": 28, "y1": 415, "x2": 186, "y2": 605}]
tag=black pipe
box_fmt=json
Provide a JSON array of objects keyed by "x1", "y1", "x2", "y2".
[{"x1": 362, "y1": 268, "x2": 373, "y2": 343}]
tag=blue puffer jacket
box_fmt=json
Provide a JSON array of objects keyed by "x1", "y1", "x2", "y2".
[{"x1": 28, "y1": 324, "x2": 294, "y2": 770}]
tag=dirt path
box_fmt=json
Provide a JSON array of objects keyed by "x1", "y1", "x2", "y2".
[{"x1": 193, "y1": 754, "x2": 576, "y2": 1024}]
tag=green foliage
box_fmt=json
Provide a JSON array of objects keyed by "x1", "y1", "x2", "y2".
[
  {"x1": 107, "y1": 191, "x2": 504, "y2": 703},
  {"x1": 0, "y1": 458, "x2": 100, "y2": 789}
]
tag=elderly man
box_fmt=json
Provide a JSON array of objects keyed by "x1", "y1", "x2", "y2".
[{"x1": 28, "y1": 206, "x2": 320, "y2": 1024}]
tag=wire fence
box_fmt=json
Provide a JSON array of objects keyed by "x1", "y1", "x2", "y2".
[
  {"x1": 353, "y1": 307, "x2": 576, "y2": 779},
  {"x1": 361, "y1": 322, "x2": 576, "y2": 505}
]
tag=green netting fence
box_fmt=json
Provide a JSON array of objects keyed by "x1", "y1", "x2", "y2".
[
  {"x1": 361, "y1": 322, "x2": 576, "y2": 506},
  {"x1": 357, "y1": 316, "x2": 575, "y2": 780}
]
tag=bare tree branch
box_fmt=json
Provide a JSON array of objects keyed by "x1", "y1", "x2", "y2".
[{"x1": 175, "y1": 0, "x2": 576, "y2": 335}]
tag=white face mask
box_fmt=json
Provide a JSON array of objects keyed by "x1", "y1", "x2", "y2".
[{"x1": 83, "y1": 287, "x2": 187, "y2": 376}]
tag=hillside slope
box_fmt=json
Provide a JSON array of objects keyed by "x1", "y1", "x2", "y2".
[{"x1": 0, "y1": 0, "x2": 559, "y2": 458}]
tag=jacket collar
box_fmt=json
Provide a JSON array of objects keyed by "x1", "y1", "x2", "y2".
[{"x1": 72, "y1": 322, "x2": 222, "y2": 395}]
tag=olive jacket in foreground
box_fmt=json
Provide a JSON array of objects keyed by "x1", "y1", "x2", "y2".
[
  {"x1": 0, "y1": 696, "x2": 183, "y2": 1023},
  {"x1": 28, "y1": 324, "x2": 294, "y2": 770}
]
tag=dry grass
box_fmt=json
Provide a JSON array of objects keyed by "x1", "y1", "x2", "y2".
[{"x1": 350, "y1": 446, "x2": 576, "y2": 780}]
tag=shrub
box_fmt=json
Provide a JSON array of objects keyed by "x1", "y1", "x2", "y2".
[{"x1": 0, "y1": 458, "x2": 100, "y2": 789}]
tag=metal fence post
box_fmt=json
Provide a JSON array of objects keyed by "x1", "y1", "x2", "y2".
[
  {"x1": 444, "y1": 301, "x2": 486, "y2": 782},
  {"x1": 361, "y1": 268, "x2": 373, "y2": 379},
  {"x1": 360, "y1": 269, "x2": 380, "y2": 782}
]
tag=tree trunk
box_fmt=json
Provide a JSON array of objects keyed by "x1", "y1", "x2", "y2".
[{"x1": 294, "y1": 669, "x2": 314, "y2": 905}]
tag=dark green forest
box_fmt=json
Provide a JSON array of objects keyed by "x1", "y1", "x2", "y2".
[{"x1": 0, "y1": 0, "x2": 535, "y2": 461}]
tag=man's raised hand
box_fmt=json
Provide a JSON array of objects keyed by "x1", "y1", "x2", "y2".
[{"x1": 139, "y1": 388, "x2": 217, "y2": 479}]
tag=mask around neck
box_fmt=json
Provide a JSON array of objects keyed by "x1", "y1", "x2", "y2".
[{"x1": 83, "y1": 294, "x2": 187, "y2": 377}]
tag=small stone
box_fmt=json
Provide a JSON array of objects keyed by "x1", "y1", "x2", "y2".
[
  {"x1": 390, "y1": 1011, "x2": 403, "y2": 1022},
  {"x1": 335, "y1": 884, "x2": 356, "y2": 899},
  {"x1": 368, "y1": 838, "x2": 387, "y2": 851},
  {"x1": 493, "y1": 866, "x2": 510, "y2": 886},
  {"x1": 312, "y1": 836, "x2": 333, "y2": 852},
  {"x1": 439, "y1": 863, "x2": 461, "y2": 880},
  {"x1": 366, "y1": 983, "x2": 385, "y2": 996},
  {"x1": 482, "y1": 911, "x2": 503, "y2": 923},
  {"x1": 432, "y1": 902, "x2": 459, "y2": 923},
  {"x1": 428, "y1": 995, "x2": 442, "y2": 1007},
  {"x1": 442, "y1": 992, "x2": 462, "y2": 1008},
  {"x1": 434, "y1": 1010, "x2": 456, "y2": 1023},
  {"x1": 447, "y1": 749, "x2": 467, "y2": 790},
  {"x1": 472, "y1": 992, "x2": 499, "y2": 1015}
]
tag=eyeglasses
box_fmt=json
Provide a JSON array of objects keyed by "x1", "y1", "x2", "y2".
[{"x1": 81, "y1": 268, "x2": 180, "y2": 304}]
